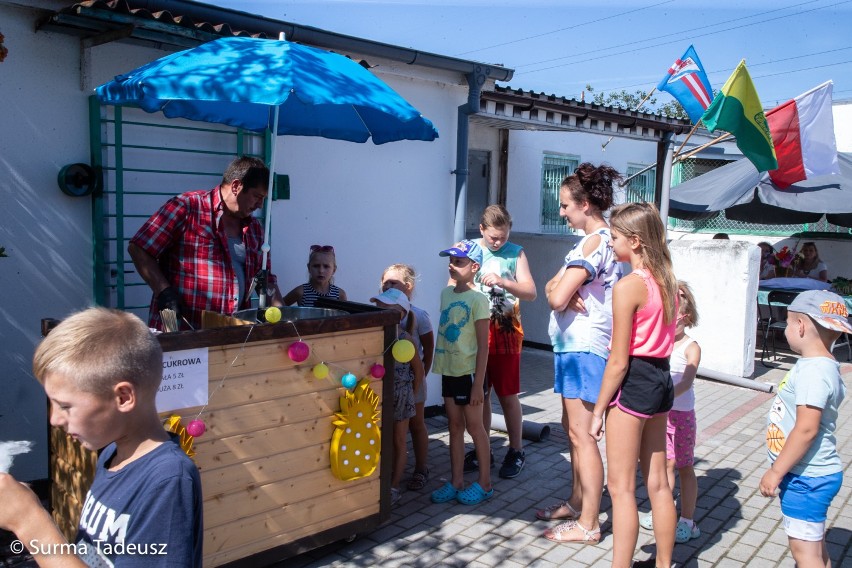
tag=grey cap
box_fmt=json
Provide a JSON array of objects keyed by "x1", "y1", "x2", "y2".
[{"x1": 787, "y1": 289, "x2": 852, "y2": 334}]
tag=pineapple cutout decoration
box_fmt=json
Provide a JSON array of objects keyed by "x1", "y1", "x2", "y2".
[{"x1": 330, "y1": 379, "x2": 381, "y2": 481}]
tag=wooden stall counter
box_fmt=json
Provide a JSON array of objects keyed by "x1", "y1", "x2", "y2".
[{"x1": 48, "y1": 300, "x2": 399, "y2": 567}]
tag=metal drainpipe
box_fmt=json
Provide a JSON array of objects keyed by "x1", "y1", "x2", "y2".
[{"x1": 453, "y1": 66, "x2": 490, "y2": 242}]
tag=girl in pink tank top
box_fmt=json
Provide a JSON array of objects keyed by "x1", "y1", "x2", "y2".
[{"x1": 590, "y1": 202, "x2": 678, "y2": 568}]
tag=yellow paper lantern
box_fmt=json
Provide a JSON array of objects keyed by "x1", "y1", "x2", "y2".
[
  {"x1": 265, "y1": 306, "x2": 282, "y2": 323},
  {"x1": 312, "y1": 363, "x2": 329, "y2": 379},
  {"x1": 392, "y1": 339, "x2": 415, "y2": 363}
]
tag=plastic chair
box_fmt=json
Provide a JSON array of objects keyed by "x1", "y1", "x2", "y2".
[
  {"x1": 757, "y1": 300, "x2": 773, "y2": 361},
  {"x1": 760, "y1": 290, "x2": 800, "y2": 365},
  {"x1": 832, "y1": 333, "x2": 851, "y2": 361}
]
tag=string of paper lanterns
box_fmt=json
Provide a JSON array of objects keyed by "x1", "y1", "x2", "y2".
[{"x1": 184, "y1": 309, "x2": 414, "y2": 439}]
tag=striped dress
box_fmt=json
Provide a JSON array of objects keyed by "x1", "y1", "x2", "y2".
[{"x1": 298, "y1": 282, "x2": 342, "y2": 307}]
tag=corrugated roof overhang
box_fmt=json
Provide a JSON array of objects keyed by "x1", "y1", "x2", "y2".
[
  {"x1": 37, "y1": 0, "x2": 513, "y2": 81},
  {"x1": 474, "y1": 85, "x2": 692, "y2": 141}
]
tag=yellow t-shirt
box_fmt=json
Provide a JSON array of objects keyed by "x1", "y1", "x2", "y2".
[{"x1": 432, "y1": 286, "x2": 490, "y2": 376}]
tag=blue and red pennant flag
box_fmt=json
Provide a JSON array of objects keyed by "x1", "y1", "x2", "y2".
[{"x1": 657, "y1": 45, "x2": 714, "y2": 124}]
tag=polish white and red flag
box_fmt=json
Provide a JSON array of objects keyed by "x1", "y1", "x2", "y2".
[{"x1": 766, "y1": 81, "x2": 839, "y2": 189}]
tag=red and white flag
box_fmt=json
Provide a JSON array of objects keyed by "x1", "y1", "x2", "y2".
[{"x1": 766, "y1": 81, "x2": 839, "y2": 189}]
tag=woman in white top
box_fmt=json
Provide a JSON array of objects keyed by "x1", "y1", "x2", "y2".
[
  {"x1": 537, "y1": 163, "x2": 623, "y2": 544},
  {"x1": 792, "y1": 242, "x2": 828, "y2": 281}
]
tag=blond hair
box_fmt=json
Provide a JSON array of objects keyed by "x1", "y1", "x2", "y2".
[
  {"x1": 610, "y1": 202, "x2": 677, "y2": 324},
  {"x1": 480, "y1": 204, "x2": 512, "y2": 229},
  {"x1": 380, "y1": 264, "x2": 419, "y2": 335},
  {"x1": 677, "y1": 280, "x2": 699, "y2": 328},
  {"x1": 381, "y1": 263, "x2": 417, "y2": 293},
  {"x1": 33, "y1": 307, "x2": 162, "y2": 397}
]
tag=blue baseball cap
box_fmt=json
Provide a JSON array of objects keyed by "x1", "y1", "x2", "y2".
[{"x1": 439, "y1": 239, "x2": 482, "y2": 266}]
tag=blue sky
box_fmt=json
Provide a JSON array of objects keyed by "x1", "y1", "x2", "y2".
[{"x1": 207, "y1": 0, "x2": 852, "y2": 110}]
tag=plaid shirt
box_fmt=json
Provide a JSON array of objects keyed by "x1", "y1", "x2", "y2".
[{"x1": 130, "y1": 186, "x2": 276, "y2": 331}]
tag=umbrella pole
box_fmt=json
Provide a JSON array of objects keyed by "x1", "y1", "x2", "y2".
[
  {"x1": 659, "y1": 145, "x2": 674, "y2": 238},
  {"x1": 259, "y1": 106, "x2": 280, "y2": 308}
]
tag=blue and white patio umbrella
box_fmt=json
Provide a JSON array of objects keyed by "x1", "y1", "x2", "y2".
[{"x1": 96, "y1": 36, "x2": 439, "y2": 302}]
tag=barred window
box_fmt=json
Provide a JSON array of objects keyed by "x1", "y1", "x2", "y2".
[
  {"x1": 541, "y1": 153, "x2": 578, "y2": 233},
  {"x1": 624, "y1": 164, "x2": 656, "y2": 204}
]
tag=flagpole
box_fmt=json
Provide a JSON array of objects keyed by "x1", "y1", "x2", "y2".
[
  {"x1": 672, "y1": 120, "x2": 703, "y2": 158},
  {"x1": 602, "y1": 88, "x2": 657, "y2": 150},
  {"x1": 674, "y1": 131, "x2": 732, "y2": 163}
]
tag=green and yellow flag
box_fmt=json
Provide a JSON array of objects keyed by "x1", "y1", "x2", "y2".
[{"x1": 702, "y1": 60, "x2": 777, "y2": 172}]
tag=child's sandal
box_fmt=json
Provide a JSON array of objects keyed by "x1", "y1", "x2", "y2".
[
  {"x1": 456, "y1": 482, "x2": 494, "y2": 505},
  {"x1": 430, "y1": 482, "x2": 459, "y2": 503},
  {"x1": 407, "y1": 469, "x2": 429, "y2": 491},
  {"x1": 543, "y1": 520, "x2": 601, "y2": 543}
]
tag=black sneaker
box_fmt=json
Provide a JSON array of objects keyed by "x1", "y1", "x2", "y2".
[
  {"x1": 463, "y1": 449, "x2": 495, "y2": 472},
  {"x1": 498, "y1": 448, "x2": 525, "y2": 479}
]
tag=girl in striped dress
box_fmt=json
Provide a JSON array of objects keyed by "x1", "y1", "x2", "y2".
[{"x1": 283, "y1": 244, "x2": 348, "y2": 307}]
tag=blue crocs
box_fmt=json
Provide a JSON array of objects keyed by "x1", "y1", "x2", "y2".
[
  {"x1": 431, "y1": 482, "x2": 459, "y2": 503},
  {"x1": 456, "y1": 482, "x2": 494, "y2": 505}
]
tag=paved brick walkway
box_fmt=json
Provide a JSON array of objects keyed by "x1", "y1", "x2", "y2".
[
  {"x1": 291, "y1": 347, "x2": 852, "y2": 568},
  {"x1": 3, "y1": 348, "x2": 848, "y2": 567}
]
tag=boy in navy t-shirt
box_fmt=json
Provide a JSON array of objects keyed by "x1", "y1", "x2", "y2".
[{"x1": 0, "y1": 307, "x2": 202, "y2": 567}]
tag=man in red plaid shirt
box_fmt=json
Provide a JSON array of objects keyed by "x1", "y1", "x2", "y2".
[{"x1": 129, "y1": 156, "x2": 283, "y2": 331}]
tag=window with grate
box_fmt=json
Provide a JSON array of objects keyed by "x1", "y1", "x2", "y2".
[
  {"x1": 625, "y1": 164, "x2": 656, "y2": 204},
  {"x1": 541, "y1": 153, "x2": 579, "y2": 233}
]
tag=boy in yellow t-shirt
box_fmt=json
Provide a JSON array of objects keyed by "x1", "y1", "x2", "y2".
[{"x1": 430, "y1": 239, "x2": 492, "y2": 506}]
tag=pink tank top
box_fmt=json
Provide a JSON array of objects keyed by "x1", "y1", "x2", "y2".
[{"x1": 629, "y1": 269, "x2": 675, "y2": 358}]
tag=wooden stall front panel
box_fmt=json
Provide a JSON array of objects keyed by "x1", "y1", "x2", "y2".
[{"x1": 195, "y1": 328, "x2": 385, "y2": 566}]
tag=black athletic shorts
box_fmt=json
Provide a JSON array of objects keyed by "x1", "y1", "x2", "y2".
[
  {"x1": 608, "y1": 355, "x2": 673, "y2": 418},
  {"x1": 442, "y1": 374, "x2": 486, "y2": 406}
]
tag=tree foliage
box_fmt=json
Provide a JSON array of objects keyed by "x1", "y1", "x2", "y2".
[{"x1": 584, "y1": 84, "x2": 690, "y2": 120}]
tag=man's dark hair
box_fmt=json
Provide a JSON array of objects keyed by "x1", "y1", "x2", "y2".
[{"x1": 222, "y1": 156, "x2": 269, "y2": 190}]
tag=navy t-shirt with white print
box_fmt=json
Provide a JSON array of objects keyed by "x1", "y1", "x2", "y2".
[{"x1": 74, "y1": 436, "x2": 202, "y2": 567}]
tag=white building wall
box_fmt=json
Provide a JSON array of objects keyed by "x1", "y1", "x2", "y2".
[
  {"x1": 1, "y1": 3, "x2": 106, "y2": 482},
  {"x1": 504, "y1": 130, "x2": 660, "y2": 234},
  {"x1": 833, "y1": 100, "x2": 851, "y2": 152},
  {"x1": 669, "y1": 240, "x2": 759, "y2": 378},
  {"x1": 0, "y1": 3, "x2": 468, "y2": 478}
]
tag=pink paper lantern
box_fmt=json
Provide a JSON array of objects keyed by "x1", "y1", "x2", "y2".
[
  {"x1": 287, "y1": 341, "x2": 310, "y2": 362},
  {"x1": 187, "y1": 419, "x2": 206, "y2": 437},
  {"x1": 369, "y1": 363, "x2": 386, "y2": 379}
]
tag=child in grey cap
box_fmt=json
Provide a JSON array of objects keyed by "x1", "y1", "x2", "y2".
[{"x1": 759, "y1": 289, "x2": 849, "y2": 567}]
